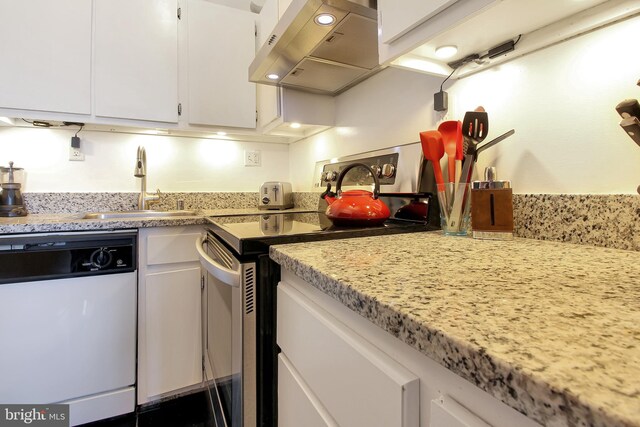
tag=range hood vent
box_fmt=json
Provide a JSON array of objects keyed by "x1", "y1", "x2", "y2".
[{"x1": 250, "y1": 0, "x2": 381, "y2": 95}]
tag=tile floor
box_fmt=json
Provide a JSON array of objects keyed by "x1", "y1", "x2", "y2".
[{"x1": 82, "y1": 392, "x2": 212, "y2": 427}]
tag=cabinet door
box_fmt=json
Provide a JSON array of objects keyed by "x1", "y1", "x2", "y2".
[
  {"x1": 378, "y1": 0, "x2": 459, "y2": 44},
  {"x1": 145, "y1": 267, "x2": 202, "y2": 397},
  {"x1": 256, "y1": 0, "x2": 281, "y2": 129},
  {"x1": 187, "y1": 0, "x2": 256, "y2": 128},
  {"x1": 278, "y1": 282, "x2": 419, "y2": 427},
  {"x1": 0, "y1": 0, "x2": 91, "y2": 114},
  {"x1": 278, "y1": 354, "x2": 337, "y2": 427},
  {"x1": 430, "y1": 397, "x2": 492, "y2": 427},
  {"x1": 94, "y1": 0, "x2": 179, "y2": 123}
]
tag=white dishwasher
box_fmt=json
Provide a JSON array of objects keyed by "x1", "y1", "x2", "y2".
[{"x1": 0, "y1": 230, "x2": 137, "y2": 426}]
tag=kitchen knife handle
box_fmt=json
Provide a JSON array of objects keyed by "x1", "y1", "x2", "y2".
[
  {"x1": 620, "y1": 116, "x2": 640, "y2": 147},
  {"x1": 615, "y1": 99, "x2": 640, "y2": 119}
]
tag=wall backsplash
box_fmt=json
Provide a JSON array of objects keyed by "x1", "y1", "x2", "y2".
[
  {"x1": 0, "y1": 127, "x2": 290, "y2": 192},
  {"x1": 21, "y1": 192, "x2": 639, "y2": 251}
]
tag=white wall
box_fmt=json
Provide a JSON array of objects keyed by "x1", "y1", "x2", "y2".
[
  {"x1": 290, "y1": 15, "x2": 640, "y2": 194},
  {"x1": 0, "y1": 127, "x2": 289, "y2": 192}
]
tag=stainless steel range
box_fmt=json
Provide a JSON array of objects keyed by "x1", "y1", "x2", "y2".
[{"x1": 197, "y1": 143, "x2": 439, "y2": 427}]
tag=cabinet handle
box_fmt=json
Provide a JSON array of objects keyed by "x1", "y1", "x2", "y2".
[{"x1": 196, "y1": 237, "x2": 240, "y2": 287}]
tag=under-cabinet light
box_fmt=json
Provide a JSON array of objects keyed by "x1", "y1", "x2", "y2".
[
  {"x1": 435, "y1": 45, "x2": 458, "y2": 59},
  {"x1": 266, "y1": 73, "x2": 280, "y2": 80},
  {"x1": 290, "y1": 122, "x2": 301, "y2": 129},
  {"x1": 314, "y1": 13, "x2": 336, "y2": 26}
]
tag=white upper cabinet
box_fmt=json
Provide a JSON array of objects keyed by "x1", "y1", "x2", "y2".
[
  {"x1": 0, "y1": 0, "x2": 91, "y2": 115},
  {"x1": 378, "y1": 0, "x2": 460, "y2": 44},
  {"x1": 94, "y1": 0, "x2": 179, "y2": 123},
  {"x1": 186, "y1": 0, "x2": 257, "y2": 129},
  {"x1": 380, "y1": 0, "x2": 640, "y2": 78},
  {"x1": 256, "y1": 0, "x2": 281, "y2": 130}
]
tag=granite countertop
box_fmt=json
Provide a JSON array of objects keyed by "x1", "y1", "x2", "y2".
[
  {"x1": 270, "y1": 232, "x2": 640, "y2": 427},
  {"x1": 0, "y1": 208, "x2": 315, "y2": 234}
]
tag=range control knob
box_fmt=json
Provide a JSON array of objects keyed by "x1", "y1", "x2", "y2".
[
  {"x1": 325, "y1": 171, "x2": 338, "y2": 182},
  {"x1": 381, "y1": 163, "x2": 396, "y2": 178},
  {"x1": 91, "y1": 248, "x2": 113, "y2": 269},
  {"x1": 370, "y1": 165, "x2": 382, "y2": 177}
]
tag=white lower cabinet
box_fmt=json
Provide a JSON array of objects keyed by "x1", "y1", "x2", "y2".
[
  {"x1": 430, "y1": 396, "x2": 491, "y2": 427},
  {"x1": 278, "y1": 354, "x2": 337, "y2": 427},
  {"x1": 138, "y1": 226, "x2": 204, "y2": 404},
  {"x1": 278, "y1": 281, "x2": 420, "y2": 427},
  {"x1": 278, "y1": 270, "x2": 541, "y2": 427}
]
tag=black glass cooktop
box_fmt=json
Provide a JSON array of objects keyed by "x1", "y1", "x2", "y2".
[{"x1": 206, "y1": 211, "x2": 436, "y2": 256}]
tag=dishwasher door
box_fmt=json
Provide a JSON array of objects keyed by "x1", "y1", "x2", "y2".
[{"x1": 0, "y1": 273, "x2": 137, "y2": 403}]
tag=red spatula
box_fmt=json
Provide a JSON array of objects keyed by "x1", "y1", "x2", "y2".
[
  {"x1": 437, "y1": 120, "x2": 462, "y2": 184},
  {"x1": 419, "y1": 130, "x2": 449, "y2": 223}
]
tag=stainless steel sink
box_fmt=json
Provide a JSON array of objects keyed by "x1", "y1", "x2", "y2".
[{"x1": 83, "y1": 210, "x2": 197, "y2": 219}]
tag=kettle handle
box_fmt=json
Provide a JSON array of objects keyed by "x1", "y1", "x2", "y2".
[{"x1": 335, "y1": 162, "x2": 381, "y2": 199}]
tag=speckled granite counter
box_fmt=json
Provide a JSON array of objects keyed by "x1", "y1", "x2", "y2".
[
  {"x1": 0, "y1": 208, "x2": 315, "y2": 234},
  {"x1": 270, "y1": 233, "x2": 640, "y2": 427}
]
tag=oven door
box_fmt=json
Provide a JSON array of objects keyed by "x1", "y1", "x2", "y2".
[{"x1": 197, "y1": 232, "x2": 256, "y2": 427}]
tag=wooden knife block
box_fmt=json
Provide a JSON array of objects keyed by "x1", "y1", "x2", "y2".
[{"x1": 471, "y1": 188, "x2": 514, "y2": 234}]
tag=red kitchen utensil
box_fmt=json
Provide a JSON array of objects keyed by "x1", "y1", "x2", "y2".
[
  {"x1": 419, "y1": 130, "x2": 449, "y2": 223},
  {"x1": 419, "y1": 130, "x2": 445, "y2": 186},
  {"x1": 437, "y1": 120, "x2": 463, "y2": 184}
]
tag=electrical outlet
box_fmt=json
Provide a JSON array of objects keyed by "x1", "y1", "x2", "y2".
[
  {"x1": 69, "y1": 146, "x2": 85, "y2": 161},
  {"x1": 244, "y1": 150, "x2": 261, "y2": 167}
]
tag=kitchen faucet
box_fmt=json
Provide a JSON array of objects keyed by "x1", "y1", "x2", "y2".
[{"x1": 134, "y1": 146, "x2": 160, "y2": 210}]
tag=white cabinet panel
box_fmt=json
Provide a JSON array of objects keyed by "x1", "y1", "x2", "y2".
[
  {"x1": 94, "y1": 0, "x2": 178, "y2": 123},
  {"x1": 137, "y1": 226, "x2": 204, "y2": 404},
  {"x1": 256, "y1": 0, "x2": 281, "y2": 129},
  {"x1": 431, "y1": 397, "x2": 492, "y2": 427},
  {"x1": 0, "y1": 0, "x2": 91, "y2": 114},
  {"x1": 379, "y1": 0, "x2": 459, "y2": 44},
  {"x1": 278, "y1": 354, "x2": 337, "y2": 427},
  {"x1": 187, "y1": 0, "x2": 256, "y2": 128},
  {"x1": 145, "y1": 267, "x2": 202, "y2": 397},
  {"x1": 278, "y1": 282, "x2": 419, "y2": 427},
  {"x1": 146, "y1": 232, "x2": 201, "y2": 265}
]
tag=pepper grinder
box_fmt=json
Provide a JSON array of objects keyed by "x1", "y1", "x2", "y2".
[{"x1": 470, "y1": 167, "x2": 513, "y2": 240}]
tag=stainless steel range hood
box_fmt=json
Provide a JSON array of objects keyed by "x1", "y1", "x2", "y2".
[{"x1": 249, "y1": 0, "x2": 380, "y2": 95}]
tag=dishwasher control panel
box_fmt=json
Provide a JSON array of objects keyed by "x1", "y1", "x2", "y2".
[{"x1": 0, "y1": 231, "x2": 137, "y2": 284}]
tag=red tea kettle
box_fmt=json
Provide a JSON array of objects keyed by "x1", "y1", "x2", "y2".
[{"x1": 321, "y1": 163, "x2": 390, "y2": 227}]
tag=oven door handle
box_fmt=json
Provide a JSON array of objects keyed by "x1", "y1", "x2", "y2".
[{"x1": 196, "y1": 236, "x2": 241, "y2": 288}]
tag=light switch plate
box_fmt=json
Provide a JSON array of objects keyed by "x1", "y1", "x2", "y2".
[{"x1": 244, "y1": 150, "x2": 261, "y2": 167}]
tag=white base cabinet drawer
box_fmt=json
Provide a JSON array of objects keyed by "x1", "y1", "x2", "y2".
[{"x1": 277, "y1": 281, "x2": 419, "y2": 427}]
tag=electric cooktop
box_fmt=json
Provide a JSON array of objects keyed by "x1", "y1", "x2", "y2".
[{"x1": 206, "y1": 211, "x2": 436, "y2": 256}]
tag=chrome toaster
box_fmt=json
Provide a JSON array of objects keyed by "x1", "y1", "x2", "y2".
[{"x1": 259, "y1": 182, "x2": 293, "y2": 210}]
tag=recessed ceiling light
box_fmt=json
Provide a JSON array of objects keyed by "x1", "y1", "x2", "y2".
[
  {"x1": 314, "y1": 13, "x2": 336, "y2": 26},
  {"x1": 435, "y1": 45, "x2": 458, "y2": 59},
  {"x1": 266, "y1": 73, "x2": 280, "y2": 80},
  {"x1": 290, "y1": 122, "x2": 301, "y2": 129}
]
